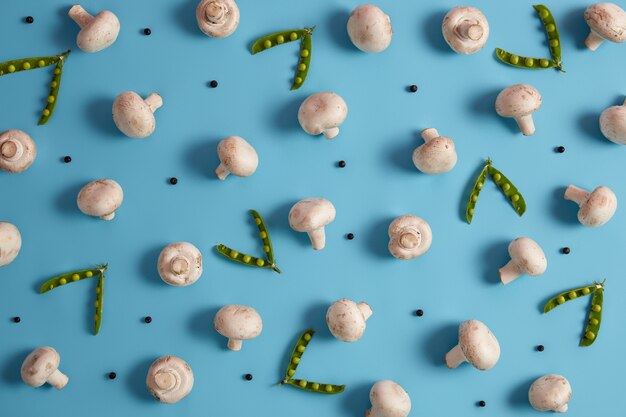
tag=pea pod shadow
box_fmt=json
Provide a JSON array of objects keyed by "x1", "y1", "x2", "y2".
[
  {"x1": 421, "y1": 322, "x2": 459, "y2": 367},
  {"x1": 341, "y1": 382, "x2": 375, "y2": 417},
  {"x1": 549, "y1": 186, "x2": 581, "y2": 225},
  {"x1": 1, "y1": 348, "x2": 32, "y2": 385},
  {"x1": 127, "y1": 356, "x2": 159, "y2": 402},
  {"x1": 481, "y1": 239, "x2": 511, "y2": 285},
  {"x1": 508, "y1": 376, "x2": 537, "y2": 408},
  {"x1": 561, "y1": 7, "x2": 589, "y2": 50},
  {"x1": 421, "y1": 10, "x2": 453, "y2": 53}
]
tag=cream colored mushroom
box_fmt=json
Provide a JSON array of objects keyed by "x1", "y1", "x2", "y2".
[
  {"x1": 196, "y1": 0, "x2": 240, "y2": 38},
  {"x1": 442, "y1": 6, "x2": 490, "y2": 54},
  {"x1": 388, "y1": 215, "x2": 432, "y2": 260},
  {"x1": 146, "y1": 355, "x2": 194, "y2": 404},
  {"x1": 77, "y1": 179, "x2": 124, "y2": 220},
  {"x1": 366, "y1": 380, "x2": 411, "y2": 417},
  {"x1": 215, "y1": 136, "x2": 258, "y2": 180},
  {"x1": 214, "y1": 305, "x2": 262, "y2": 351},
  {"x1": 298, "y1": 92, "x2": 348, "y2": 139},
  {"x1": 157, "y1": 242, "x2": 203, "y2": 286},
  {"x1": 495, "y1": 84, "x2": 542, "y2": 136},
  {"x1": 347, "y1": 4, "x2": 393, "y2": 53},
  {"x1": 326, "y1": 298, "x2": 373, "y2": 342},
  {"x1": 0, "y1": 130, "x2": 36, "y2": 174},
  {"x1": 600, "y1": 98, "x2": 626, "y2": 144},
  {"x1": 412, "y1": 128, "x2": 457, "y2": 174},
  {"x1": 0, "y1": 222, "x2": 21, "y2": 267},
  {"x1": 21, "y1": 347, "x2": 68, "y2": 390},
  {"x1": 499, "y1": 237, "x2": 547, "y2": 285},
  {"x1": 564, "y1": 185, "x2": 617, "y2": 227},
  {"x1": 446, "y1": 320, "x2": 500, "y2": 370},
  {"x1": 112, "y1": 91, "x2": 163, "y2": 138},
  {"x1": 288, "y1": 198, "x2": 336, "y2": 250},
  {"x1": 584, "y1": 3, "x2": 626, "y2": 51},
  {"x1": 529, "y1": 374, "x2": 572, "y2": 413},
  {"x1": 68, "y1": 5, "x2": 120, "y2": 53}
]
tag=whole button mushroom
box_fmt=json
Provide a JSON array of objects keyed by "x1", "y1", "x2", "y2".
[
  {"x1": 77, "y1": 179, "x2": 124, "y2": 221},
  {"x1": 528, "y1": 374, "x2": 572, "y2": 413},
  {"x1": 196, "y1": 0, "x2": 240, "y2": 38},
  {"x1": 157, "y1": 242, "x2": 203, "y2": 286},
  {"x1": 366, "y1": 380, "x2": 411, "y2": 417},
  {"x1": 146, "y1": 355, "x2": 194, "y2": 404},
  {"x1": 446, "y1": 320, "x2": 500, "y2": 370},
  {"x1": 288, "y1": 198, "x2": 336, "y2": 250},
  {"x1": 412, "y1": 128, "x2": 458, "y2": 174},
  {"x1": 214, "y1": 305, "x2": 262, "y2": 351},
  {"x1": 584, "y1": 3, "x2": 626, "y2": 51},
  {"x1": 215, "y1": 136, "x2": 259, "y2": 180},
  {"x1": 388, "y1": 215, "x2": 432, "y2": 260},
  {"x1": 564, "y1": 185, "x2": 617, "y2": 227},
  {"x1": 495, "y1": 84, "x2": 542, "y2": 136},
  {"x1": 0, "y1": 130, "x2": 36, "y2": 174},
  {"x1": 68, "y1": 5, "x2": 120, "y2": 53},
  {"x1": 298, "y1": 92, "x2": 348, "y2": 139},
  {"x1": 600, "y1": 98, "x2": 626, "y2": 144},
  {"x1": 21, "y1": 347, "x2": 68, "y2": 390},
  {"x1": 112, "y1": 91, "x2": 163, "y2": 139},
  {"x1": 0, "y1": 222, "x2": 21, "y2": 267},
  {"x1": 442, "y1": 6, "x2": 490, "y2": 54},
  {"x1": 498, "y1": 237, "x2": 547, "y2": 285},
  {"x1": 347, "y1": 4, "x2": 393, "y2": 53},
  {"x1": 326, "y1": 298, "x2": 373, "y2": 342}
]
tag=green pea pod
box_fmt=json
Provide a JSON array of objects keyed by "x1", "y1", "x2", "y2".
[
  {"x1": 581, "y1": 287, "x2": 603, "y2": 347},
  {"x1": 533, "y1": 5, "x2": 564, "y2": 71},
  {"x1": 216, "y1": 244, "x2": 281, "y2": 273},
  {"x1": 488, "y1": 165, "x2": 526, "y2": 217},
  {"x1": 291, "y1": 32, "x2": 312, "y2": 90},
  {"x1": 39, "y1": 264, "x2": 106, "y2": 293},
  {"x1": 283, "y1": 329, "x2": 315, "y2": 381},
  {"x1": 495, "y1": 48, "x2": 555, "y2": 70},
  {"x1": 38, "y1": 50, "x2": 70, "y2": 125},
  {"x1": 94, "y1": 273, "x2": 104, "y2": 335},
  {"x1": 250, "y1": 210, "x2": 275, "y2": 264},
  {"x1": 0, "y1": 54, "x2": 61, "y2": 77},
  {"x1": 465, "y1": 160, "x2": 490, "y2": 224},
  {"x1": 251, "y1": 29, "x2": 307, "y2": 54},
  {"x1": 543, "y1": 284, "x2": 598, "y2": 313},
  {"x1": 286, "y1": 379, "x2": 345, "y2": 395}
]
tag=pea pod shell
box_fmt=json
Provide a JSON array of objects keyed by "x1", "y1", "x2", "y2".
[
  {"x1": 465, "y1": 161, "x2": 490, "y2": 224},
  {"x1": 251, "y1": 29, "x2": 306, "y2": 54},
  {"x1": 94, "y1": 273, "x2": 104, "y2": 335},
  {"x1": 543, "y1": 285, "x2": 597, "y2": 313},
  {"x1": 38, "y1": 52, "x2": 70, "y2": 125},
  {"x1": 533, "y1": 5, "x2": 563, "y2": 68},
  {"x1": 488, "y1": 165, "x2": 526, "y2": 217},
  {"x1": 250, "y1": 210, "x2": 275, "y2": 264},
  {"x1": 0, "y1": 55, "x2": 61, "y2": 77},
  {"x1": 215, "y1": 244, "x2": 279, "y2": 273},
  {"x1": 495, "y1": 48, "x2": 556, "y2": 70},
  {"x1": 39, "y1": 267, "x2": 103, "y2": 293},
  {"x1": 286, "y1": 379, "x2": 345, "y2": 394},
  {"x1": 580, "y1": 288, "x2": 603, "y2": 347},
  {"x1": 291, "y1": 33, "x2": 312, "y2": 90},
  {"x1": 284, "y1": 329, "x2": 315, "y2": 380}
]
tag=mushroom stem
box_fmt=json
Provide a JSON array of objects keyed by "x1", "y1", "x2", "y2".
[
  {"x1": 499, "y1": 260, "x2": 523, "y2": 285},
  {"x1": 205, "y1": 1, "x2": 226, "y2": 23},
  {"x1": 68, "y1": 5, "x2": 94, "y2": 29},
  {"x1": 47, "y1": 369, "x2": 69, "y2": 390},
  {"x1": 0, "y1": 140, "x2": 23, "y2": 161},
  {"x1": 399, "y1": 230, "x2": 420, "y2": 249},
  {"x1": 215, "y1": 163, "x2": 230, "y2": 180},
  {"x1": 171, "y1": 257, "x2": 190, "y2": 275},
  {"x1": 456, "y1": 20, "x2": 483, "y2": 40},
  {"x1": 154, "y1": 371, "x2": 178, "y2": 391},
  {"x1": 420, "y1": 128, "x2": 439, "y2": 143},
  {"x1": 323, "y1": 127, "x2": 340, "y2": 139},
  {"x1": 584, "y1": 31, "x2": 605, "y2": 51},
  {"x1": 556, "y1": 404, "x2": 568, "y2": 413},
  {"x1": 445, "y1": 344, "x2": 468, "y2": 368},
  {"x1": 514, "y1": 114, "x2": 536, "y2": 136},
  {"x1": 144, "y1": 94, "x2": 163, "y2": 113},
  {"x1": 100, "y1": 212, "x2": 115, "y2": 221},
  {"x1": 307, "y1": 228, "x2": 326, "y2": 250},
  {"x1": 227, "y1": 338, "x2": 243, "y2": 351},
  {"x1": 564, "y1": 185, "x2": 590, "y2": 206},
  {"x1": 357, "y1": 302, "x2": 373, "y2": 320}
]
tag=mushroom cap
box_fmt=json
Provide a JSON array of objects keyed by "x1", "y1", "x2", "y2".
[
  {"x1": 458, "y1": 320, "x2": 500, "y2": 370},
  {"x1": 529, "y1": 374, "x2": 572, "y2": 412},
  {"x1": 579, "y1": 186, "x2": 618, "y2": 227},
  {"x1": 600, "y1": 101, "x2": 626, "y2": 144},
  {"x1": 442, "y1": 6, "x2": 490, "y2": 54},
  {"x1": 412, "y1": 132, "x2": 457, "y2": 174},
  {"x1": 387, "y1": 215, "x2": 432, "y2": 260},
  {"x1": 196, "y1": 0, "x2": 240, "y2": 38},
  {"x1": 0, "y1": 222, "x2": 22, "y2": 267},
  {"x1": 157, "y1": 242, "x2": 203, "y2": 286},
  {"x1": 146, "y1": 355, "x2": 194, "y2": 404},
  {"x1": 298, "y1": 92, "x2": 348, "y2": 139},
  {"x1": 495, "y1": 84, "x2": 542, "y2": 118},
  {"x1": 214, "y1": 305, "x2": 263, "y2": 341},
  {"x1": 21, "y1": 347, "x2": 60, "y2": 387},
  {"x1": 368, "y1": 380, "x2": 412, "y2": 417},
  {"x1": 585, "y1": 3, "x2": 626, "y2": 43},
  {"x1": 508, "y1": 237, "x2": 547, "y2": 276},
  {"x1": 0, "y1": 130, "x2": 36, "y2": 173},
  {"x1": 75, "y1": 9, "x2": 120, "y2": 53},
  {"x1": 77, "y1": 179, "x2": 124, "y2": 219},
  {"x1": 288, "y1": 198, "x2": 336, "y2": 232},
  {"x1": 326, "y1": 299, "x2": 371, "y2": 342},
  {"x1": 347, "y1": 4, "x2": 393, "y2": 53},
  {"x1": 112, "y1": 91, "x2": 161, "y2": 138},
  {"x1": 217, "y1": 136, "x2": 259, "y2": 176}
]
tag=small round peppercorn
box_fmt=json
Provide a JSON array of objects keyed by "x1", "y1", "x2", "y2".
[
  {"x1": 478, "y1": 401, "x2": 486, "y2": 407},
  {"x1": 13, "y1": 316, "x2": 21, "y2": 323},
  {"x1": 536, "y1": 345, "x2": 545, "y2": 352},
  {"x1": 209, "y1": 80, "x2": 218, "y2": 88},
  {"x1": 556, "y1": 146, "x2": 565, "y2": 153},
  {"x1": 346, "y1": 233, "x2": 354, "y2": 240},
  {"x1": 562, "y1": 247, "x2": 571, "y2": 254},
  {"x1": 169, "y1": 177, "x2": 178, "y2": 185},
  {"x1": 144, "y1": 316, "x2": 152, "y2": 324},
  {"x1": 143, "y1": 28, "x2": 151, "y2": 35},
  {"x1": 108, "y1": 372, "x2": 117, "y2": 380},
  {"x1": 25, "y1": 16, "x2": 34, "y2": 24},
  {"x1": 244, "y1": 374, "x2": 253, "y2": 381},
  {"x1": 338, "y1": 160, "x2": 346, "y2": 168},
  {"x1": 415, "y1": 309, "x2": 424, "y2": 317},
  {"x1": 63, "y1": 156, "x2": 72, "y2": 163},
  {"x1": 409, "y1": 85, "x2": 418, "y2": 93}
]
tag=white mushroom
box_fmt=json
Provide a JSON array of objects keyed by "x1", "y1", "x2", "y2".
[
  {"x1": 347, "y1": 4, "x2": 393, "y2": 53},
  {"x1": 529, "y1": 374, "x2": 572, "y2": 413},
  {"x1": 157, "y1": 242, "x2": 203, "y2": 286},
  {"x1": 564, "y1": 185, "x2": 617, "y2": 227},
  {"x1": 412, "y1": 128, "x2": 457, "y2": 174},
  {"x1": 68, "y1": 5, "x2": 120, "y2": 53},
  {"x1": 366, "y1": 380, "x2": 411, "y2": 417},
  {"x1": 214, "y1": 305, "x2": 262, "y2": 351},
  {"x1": 600, "y1": 98, "x2": 626, "y2": 144},
  {"x1": 0, "y1": 130, "x2": 36, "y2": 174},
  {"x1": 77, "y1": 179, "x2": 124, "y2": 221},
  {"x1": 446, "y1": 320, "x2": 500, "y2": 370},
  {"x1": 215, "y1": 136, "x2": 259, "y2": 180},
  {"x1": 112, "y1": 91, "x2": 163, "y2": 138},
  {"x1": 146, "y1": 355, "x2": 194, "y2": 404},
  {"x1": 326, "y1": 298, "x2": 373, "y2": 342},
  {"x1": 288, "y1": 198, "x2": 336, "y2": 250},
  {"x1": 495, "y1": 84, "x2": 542, "y2": 136},
  {"x1": 0, "y1": 222, "x2": 21, "y2": 267},
  {"x1": 388, "y1": 215, "x2": 432, "y2": 260},
  {"x1": 298, "y1": 92, "x2": 348, "y2": 139},
  {"x1": 498, "y1": 237, "x2": 547, "y2": 285},
  {"x1": 196, "y1": 0, "x2": 240, "y2": 38},
  {"x1": 442, "y1": 6, "x2": 490, "y2": 54},
  {"x1": 21, "y1": 347, "x2": 68, "y2": 390},
  {"x1": 584, "y1": 3, "x2": 626, "y2": 51}
]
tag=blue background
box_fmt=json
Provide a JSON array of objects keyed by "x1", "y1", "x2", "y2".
[{"x1": 1, "y1": 0, "x2": 624, "y2": 416}]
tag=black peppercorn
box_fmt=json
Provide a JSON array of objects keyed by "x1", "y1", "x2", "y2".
[
  {"x1": 13, "y1": 316, "x2": 21, "y2": 323},
  {"x1": 169, "y1": 177, "x2": 178, "y2": 185},
  {"x1": 409, "y1": 85, "x2": 418, "y2": 93},
  {"x1": 144, "y1": 316, "x2": 152, "y2": 324},
  {"x1": 245, "y1": 374, "x2": 253, "y2": 381},
  {"x1": 478, "y1": 401, "x2": 486, "y2": 407},
  {"x1": 556, "y1": 146, "x2": 565, "y2": 153},
  {"x1": 415, "y1": 309, "x2": 424, "y2": 317},
  {"x1": 338, "y1": 160, "x2": 346, "y2": 168},
  {"x1": 562, "y1": 247, "x2": 571, "y2": 254},
  {"x1": 210, "y1": 80, "x2": 218, "y2": 88},
  {"x1": 143, "y1": 28, "x2": 152, "y2": 35},
  {"x1": 25, "y1": 16, "x2": 34, "y2": 24},
  {"x1": 63, "y1": 156, "x2": 72, "y2": 163},
  {"x1": 108, "y1": 372, "x2": 117, "y2": 380},
  {"x1": 536, "y1": 345, "x2": 545, "y2": 352},
  {"x1": 346, "y1": 233, "x2": 354, "y2": 240}
]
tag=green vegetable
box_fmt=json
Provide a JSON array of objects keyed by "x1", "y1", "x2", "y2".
[
  {"x1": 283, "y1": 329, "x2": 315, "y2": 381},
  {"x1": 291, "y1": 31, "x2": 312, "y2": 90},
  {"x1": 495, "y1": 48, "x2": 556, "y2": 69},
  {"x1": 250, "y1": 209, "x2": 275, "y2": 264},
  {"x1": 251, "y1": 29, "x2": 307, "y2": 54},
  {"x1": 533, "y1": 5, "x2": 564, "y2": 71},
  {"x1": 286, "y1": 379, "x2": 345, "y2": 394},
  {"x1": 543, "y1": 284, "x2": 598, "y2": 313},
  {"x1": 94, "y1": 273, "x2": 105, "y2": 335},
  {"x1": 38, "y1": 51, "x2": 70, "y2": 125},
  {"x1": 465, "y1": 160, "x2": 490, "y2": 223}
]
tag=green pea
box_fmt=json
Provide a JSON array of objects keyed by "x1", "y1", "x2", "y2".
[
  {"x1": 290, "y1": 32, "x2": 298, "y2": 40},
  {"x1": 259, "y1": 231, "x2": 267, "y2": 239},
  {"x1": 468, "y1": 208, "x2": 474, "y2": 215},
  {"x1": 288, "y1": 369, "x2": 295, "y2": 376},
  {"x1": 509, "y1": 55, "x2": 519, "y2": 65},
  {"x1": 263, "y1": 40, "x2": 272, "y2": 49},
  {"x1": 242, "y1": 255, "x2": 251, "y2": 263},
  {"x1": 263, "y1": 245, "x2": 270, "y2": 253},
  {"x1": 546, "y1": 24, "x2": 555, "y2": 32},
  {"x1": 325, "y1": 385, "x2": 333, "y2": 392},
  {"x1": 582, "y1": 287, "x2": 591, "y2": 295},
  {"x1": 304, "y1": 333, "x2": 312, "y2": 341},
  {"x1": 471, "y1": 195, "x2": 478, "y2": 202},
  {"x1": 85, "y1": 271, "x2": 93, "y2": 278},
  {"x1": 94, "y1": 300, "x2": 99, "y2": 308},
  {"x1": 557, "y1": 296, "x2": 566, "y2": 304},
  {"x1": 42, "y1": 109, "x2": 50, "y2": 117},
  {"x1": 540, "y1": 9, "x2": 549, "y2": 18},
  {"x1": 294, "y1": 77, "x2": 303, "y2": 85},
  {"x1": 230, "y1": 250, "x2": 239, "y2": 258},
  {"x1": 299, "y1": 380, "x2": 307, "y2": 388},
  {"x1": 512, "y1": 194, "x2": 520, "y2": 202},
  {"x1": 38, "y1": 60, "x2": 45, "y2": 67},
  {"x1": 47, "y1": 95, "x2": 55, "y2": 103},
  {"x1": 550, "y1": 39, "x2": 559, "y2": 47},
  {"x1": 72, "y1": 274, "x2": 80, "y2": 281},
  {"x1": 312, "y1": 383, "x2": 320, "y2": 390},
  {"x1": 292, "y1": 357, "x2": 300, "y2": 365},
  {"x1": 59, "y1": 278, "x2": 67, "y2": 285},
  {"x1": 539, "y1": 59, "x2": 550, "y2": 68},
  {"x1": 8, "y1": 65, "x2": 15, "y2": 73},
  {"x1": 96, "y1": 287, "x2": 101, "y2": 294},
  {"x1": 297, "y1": 345, "x2": 305, "y2": 353},
  {"x1": 592, "y1": 304, "x2": 601, "y2": 312},
  {"x1": 50, "y1": 81, "x2": 57, "y2": 88},
  {"x1": 256, "y1": 258, "x2": 265, "y2": 267},
  {"x1": 301, "y1": 49, "x2": 309, "y2": 57},
  {"x1": 502, "y1": 183, "x2": 510, "y2": 192},
  {"x1": 568, "y1": 291, "x2": 577, "y2": 299},
  {"x1": 255, "y1": 218, "x2": 262, "y2": 225},
  {"x1": 525, "y1": 57, "x2": 534, "y2": 67},
  {"x1": 276, "y1": 35, "x2": 285, "y2": 44},
  {"x1": 589, "y1": 318, "x2": 599, "y2": 326},
  {"x1": 54, "y1": 68, "x2": 60, "y2": 75},
  {"x1": 585, "y1": 331, "x2": 596, "y2": 340},
  {"x1": 23, "y1": 62, "x2": 31, "y2": 70},
  {"x1": 298, "y1": 63, "x2": 306, "y2": 71},
  {"x1": 476, "y1": 182, "x2": 483, "y2": 190},
  {"x1": 493, "y1": 173, "x2": 501, "y2": 181}
]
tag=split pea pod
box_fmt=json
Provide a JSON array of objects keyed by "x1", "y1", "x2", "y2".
[
  {"x1": 286, "y1": 379, "x2": 346, "y2": 394},
  {"x1": 250, "y1": 209, "x2": 275, "y2": 264},
  {"x1": 495, "y1": 48, "x2": 555, "y2": 70},
  {"x1": 251, "y1": 29, "x2": 307, "y2": 54},
  {"x1": 466, "y1": 160, "x2": 490, "y2": 224},
  {"x1": 543, "y1": 284, "x2": 598, "y2": 313},
  {"x1": 94, "y1": 273, "x2": 105, "y2": 335},
  {"x1": 38, "y1": 50, "x2": 70, "y2": 125},
  {"x1": 488, "y1": 165, "x2": 526, "y2": 217},
  {"x1": 581, "y1": 286, "x2": 604, "y2": 347},
  {"x1": 216, "y1": 244, "x2": 281, "y2": 273},
  {"x1": 533, "y1": 5, "x2": 563, "y2": 70},
  {"x1": 0, "y1": 54, "x2": 61, "y2": 77},
  {"x1": 283, "y1": 329, "x2": 315, "y2": 381},
  {"x1": 39, "y1": 265, "x2": 105, "y2": 293},
  {"x1": 291, "y1": 30, "x2": 313, "y2": 90}
]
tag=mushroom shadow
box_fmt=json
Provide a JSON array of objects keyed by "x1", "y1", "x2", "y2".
[
  {"x1": 187, "y1": 306, "x2": 224, "y2": 348},
  {"x1": 1, "y1": 348, "x2": 31, "y2": 384},
  {"x1": 273, "y1": 94, "x2": 307, "y2": 133},
  {"x1": 84, "y1": 97, "x2": 118, "y2": 137},
  {"x1": 458, "y1": 159, "x2": 487, "y2": 222},
  {"x1": 577, "y1": 111, "x2": 605, "y2": 144},
  {"x1": 183, "y1": 137, "x2": 221, "y2": 180},
  {"x1": 421, "y1": 10, "x2": 452, "y2": 53},
  {"x1": 54, "y1": 180, "x2": 86, "y2": 217},
  {"x1": 53, "y1": 5, "x2": 78, "y2": 48},
  {"x1": 387, "y1": 132, "x2": 418, "y2": 174},
  {"x1": 341, "y1": 381, "x2": 374, "y2": 417},
  {"x1": 300, "y1": 301, "x2": 332, "y2": 339},
  {"x1": 127, "y1": 357, "x2": 158, "y2": 402},
  {"x1": 266, "y1": 200, "x2": 308, "y2": 250},
  {"x1": 481, "y1": 239, "x2": 511, "y2": 284},
  {"x1": 561, "y1": 7, "x2": 589, "y2": 50},
  {"x1": 364, "y1": 216, "x2": 395, "y2": 259},
  {"x1": 421, "y1": 322, "x2": 459, "y2": 367},
  {"x1": 326, "y1": 9, "x2": 356, "y2": 52},
  {"x1": 138, "y1": 244, "x2": 168, "y2": 286},
  {"x1": 549, "y1": 186, "x2": 580, "y2": 225},
  {"x1": 173, "y1": 0, "x2": 206, "y2": 38},
  {"x1": 508, "y1": 376, "x2": 536, "y2": 407}
]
